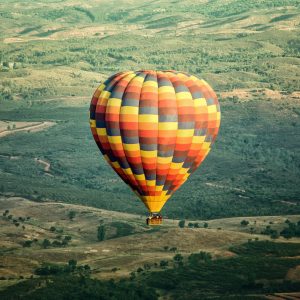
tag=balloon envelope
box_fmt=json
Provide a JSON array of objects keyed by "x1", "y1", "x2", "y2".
[{"x1": 90, "y1": 70, "x2": 221, "y2": 213}]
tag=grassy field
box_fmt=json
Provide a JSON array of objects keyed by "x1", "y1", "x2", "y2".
[{"x1": 0, "y1": 197, "x2": 300, "y2": 299}]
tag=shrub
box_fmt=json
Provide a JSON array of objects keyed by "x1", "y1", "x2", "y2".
[
  {"x1": 178, "y1": 220, "x2": 185, "y2": 228},
  {"x1": 173, "y1": 254, "x2": 183, "y2": 262},
  {"x1": 97, "y1": 225, "x2": 105, "y2": 241},
  {"x1": 23, "y1": 240, "x2": 33, "y2": 247},
  {"x1": 68, "y1": 211, "x2": 76, "y2": 220},
  {"x1": 50, "y1": 226, "x2": 56, "y2": 232},
  {"x1": 42, "y1": 239, "x2": 51, "y2": 249},
  {"x1": 159, "y1": 260, "x2": 168, "y2": 268},
  {"x1": 241, "y1": 220, "x2": 249, "y2": 226}
]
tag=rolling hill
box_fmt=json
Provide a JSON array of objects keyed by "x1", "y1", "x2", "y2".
[{"x1": 0, "y1": 197, "x2": 300, "y2": 299}]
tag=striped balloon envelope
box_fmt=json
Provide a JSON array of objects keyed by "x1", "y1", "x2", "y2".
[{"x1": 90, "y1": 70, "x2": 221, "y2": 224}]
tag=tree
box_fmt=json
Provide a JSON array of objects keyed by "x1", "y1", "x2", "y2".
[
  {"x1": 188, "y1": 251, "x2": 212, "y2": 264},
  {"x1": 188, "y1": 223, "x2": 194, "y2": 228},
  {"x1": 42, "y1": 239, "x2": 51, "y2": 249},
  {"x1": 64, "y1": 235, "x2": 72, "y2": 242},
  {"x1": 241, "y1": 220, "x2": 249, "y2": 226},
  {"x1": 97, "y1": 225, "x2": 106, "y2": 241},
  {"x1": 178, "y1": 220, "x2": 185, "y2": 228},
  {"x1": 204, "y1": 222, "x2": 208, "y2": 228},
  {"x1": 52, "y1": 240, "x2": 62, "y2": 247},
  {"x1": 270, "y1": 230, "x2": 279, "y2": 239},
  {"x1": 68, "y1": 259, "x2": 77, "y2": 271},
  {"x1": 68, "y1": 211, "x2": 76, "y2": 220},
  {"x1": 50, "y1": 226, "x2": 56, "y2": 232},
  {"x1": 159, "y1": 260, "x2": 168, "y2": 268},
  {"x1": 23, "y1": 240, "x2": 33, "y2": 247},
  {"x1": 173, "y1": 254, "x2": 183, "y2": 265}
]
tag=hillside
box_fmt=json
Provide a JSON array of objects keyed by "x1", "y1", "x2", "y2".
[
  {"x1": 0, "y1": 0, "x2": 299, "y2": 220},
  {"x1": 1, "y1": 197, "x2": 300, "y2": 279},
  {"x1": 1, "y1": 197, "x2": 300, "y2": 299}
]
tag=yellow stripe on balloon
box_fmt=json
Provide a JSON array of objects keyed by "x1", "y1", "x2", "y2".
[
  {"x1": 140, "y1": 150, "x2": 157, "y2": 158},
  {"x1": 158, "y1": 122, "x2": 177, "y2": 130},
  {"x1": 139, "y1": 114, "x2": 158, "y2": 123}
]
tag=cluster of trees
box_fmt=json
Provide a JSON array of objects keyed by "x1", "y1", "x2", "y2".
[
  {"x1": 2, "y1": 209, "x2": 29, "y2": 230},
  {"x1": 1, "y1": 241, "x2": 300, "y2": 299},
  {"x1": 0, "y1": 274, "x2": 157, "y2": 300},
  {"x1": 178, "y1": 220, "x2": 208, "y2": 228},
  {"x1": 260, "y1": 219, "x2": 300, "y2": 239},
  {"x1": 141, "y1": 241, "x2": 300, "y2": 298},
  {"x1": 41, "y1": 235, "x2": 72, "y2": 249},
  {"x1": 35, "y1": 260, "x2": 90, "y2": 276},
  {"x1": 97, "y1": 221, "x2": 135, "y2": 242},
  {"x1": 279, "y1": 220, "x2": 300, "y2": 239}
]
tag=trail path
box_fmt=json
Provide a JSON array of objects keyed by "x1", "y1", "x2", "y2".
[
  {"x1": 0, "y1": 121, "x2": 55, "y2": 138},
  {"x1": 34, "y1": 158, "x2": 51, "y2": 172}
]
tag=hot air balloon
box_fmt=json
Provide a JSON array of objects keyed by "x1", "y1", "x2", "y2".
[{"x1": 90, "y1": 70, "x2": 221, "y2": 225}]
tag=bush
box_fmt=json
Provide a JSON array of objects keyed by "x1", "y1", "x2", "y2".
[
  {"x1": 97, "y1": 225, "x2": 105, "y2": 241},
  {"x1": 52, "y1": 240, "x2": 62, "y2": 247},
  {"x1": 68, "y1": 211, "x2": 76, "y2": 220},
  {"x1": 241, "y1": 220, "x2": 249, "y2": 226},
  {"x1": 188, "y1": 251, "x2": 212, "y2": 264},
  {"x1": 270, "y1": 230, "x2": 279, "y2": 239},
  {"x1": 159, "y1": 260, "x2": 168, "y2": 268},
  {"x1": 64, "y1": 235, "x2": 72, "y2": 242},
  {"x1": 50, "y1": 226, "x2": 56, "y2": 232},
  {"x1": 42, "y1": 239, "x2": 51, "y2": 249},
  {"x1": 23, "y1": 240, "x2": 33, "y2": 247},
  {"x1": 173, "y1": 254, "x2": 183, "y2": 262},
  {"x1": 178, "y1": 220, "x2": 185, "y2": 228}
]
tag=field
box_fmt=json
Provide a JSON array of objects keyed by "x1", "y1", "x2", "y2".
[
  {"x1": 0, "y1": 0, "x2": 300, "y2": 298},
  {"x1": 0, "y1": 197, "x2": 300, "y2": 299}
]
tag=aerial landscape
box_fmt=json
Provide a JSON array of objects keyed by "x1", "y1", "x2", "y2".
[{"x1": 0, "y1": 0, "x2": 300, "y2": 299}]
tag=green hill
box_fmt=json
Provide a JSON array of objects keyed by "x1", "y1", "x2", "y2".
[{"x1": 0, "y1": 1, "x2": 299, "y2": 221}]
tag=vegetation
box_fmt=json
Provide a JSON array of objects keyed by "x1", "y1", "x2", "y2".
[
  {"x1": 0, "y1": 275, "x2": 157, "y2": 300},
  {"x1": 178, "y1": 220, "x2": 185, "y2": 228},
  {"x1": 68, "y1": 210, "x2": 76, "y2": 220},
  {"x1": 241, "y1": 220, "x2": 249, "y2": 226},
  {"x1": 0, "y1": 0, "x2": 299, "y2": 221},
  {"x1": 97, "y1": 225, "x2": 105, "y2": 241},
  {"x1": 1, "y1": 241, "x2": 300, "y2": 299},
  {"x1": 140, "y1": 241, "x2": 300, "y2": 299},
  {"x1": 280, "y1": 220, "x2": 300, "y2": 239}
]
